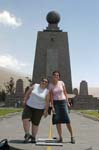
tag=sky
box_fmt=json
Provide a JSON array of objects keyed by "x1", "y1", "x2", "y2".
[{"x1": 0, "y1": 0, "x2": 99, "y2": 88}]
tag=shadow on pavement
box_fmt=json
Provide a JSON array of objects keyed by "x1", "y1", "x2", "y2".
[
  {"x1": 9, "y1": 140, "x2": 25, "y2": 144},
  {"x1": 85, "y1": 147, "x2": 93, "y2": 150}
]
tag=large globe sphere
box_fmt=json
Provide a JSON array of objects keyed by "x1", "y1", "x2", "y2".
[{"x1": 46, "y1": 11, "x2": 60, "y2": 24}]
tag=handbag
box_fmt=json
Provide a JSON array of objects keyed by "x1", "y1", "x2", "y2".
[
  {"x1": 0, "y1": 139, "x2": 9, "y2": 150},
  {"x1": 48, "y1": 106, "x2": 52, "y2": 115}
]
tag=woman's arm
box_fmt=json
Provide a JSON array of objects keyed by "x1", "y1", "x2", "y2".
[
  {"x1": 43, "y1": 92, "x2": 50, "y2": 117},
  {"x1": 49, "y1": 90, "x2": 53, "y2": 107},
  {"x1": 23, "y1": 85, "x2": 34, "y2": 107},
  {"x1": 49, "y1": 90, "x2": 55, "y2": 113},
  {"x1": 63, "y1": 85, "x2": 70, "y2": 107}
]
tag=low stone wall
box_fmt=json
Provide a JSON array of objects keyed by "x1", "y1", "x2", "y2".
[
  {"x1": 5, "y1": 95, "x2": 16, "y2": 107},
  {"x1": 72, "y1": 95, "x2": 98, "y2": 110}
]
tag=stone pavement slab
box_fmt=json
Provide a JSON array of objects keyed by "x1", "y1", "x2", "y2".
[{"x1": 0, "y1": 111, "x2": 99, "y2": 150}]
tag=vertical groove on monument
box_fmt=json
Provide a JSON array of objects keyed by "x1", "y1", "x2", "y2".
[{"x1": 32, "y1": 11, "x2": 72, "y2": 93}]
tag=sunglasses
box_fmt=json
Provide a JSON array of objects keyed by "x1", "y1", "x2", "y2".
[{"x1": 41, "y1": 79, "x2": 48, "y2": 83}]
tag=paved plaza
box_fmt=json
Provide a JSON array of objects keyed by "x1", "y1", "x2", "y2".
[{"x1": 0, "y1": 111, "x2": 99, "y2": 150}]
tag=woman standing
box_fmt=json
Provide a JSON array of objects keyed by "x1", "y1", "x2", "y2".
[
  {"x1": 22, "y1": 78, "x2": 49, "y2": 143},
  {"x1": 49, "y1": 71, "x2": 75, "y2": 144}
]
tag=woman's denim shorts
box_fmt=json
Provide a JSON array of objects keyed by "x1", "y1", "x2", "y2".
[{"x1": 52, "y1": 100, "x2": 70, "y2": 124}]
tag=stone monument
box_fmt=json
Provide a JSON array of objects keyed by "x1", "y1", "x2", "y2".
[
  {"x1": 79, "y1": 80, "x2": 88, "y2": 95},
  {"x1": 32, "y1": 11, "x2": 72, "y2": 93},
  {"x1": 15, "y1": 79, "x2": 24, "y2": 107},
  {"x1": 73, "y1": 88, "x2": 78, "y2": 96},
  {"x1": 72, "y1": 80, "x2": 98, "y2": 109}
]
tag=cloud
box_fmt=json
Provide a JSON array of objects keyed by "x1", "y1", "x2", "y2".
[
  {"x1": 0, "y1": 54, "x2": 32, "y2": 74},
  {"x1": 0, "y1": 10, "x2": 22, "y2": 27}
]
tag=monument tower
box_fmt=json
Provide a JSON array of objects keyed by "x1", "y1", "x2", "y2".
[{"x1": 32, "y1": 11, "x2": 72, "y2": 93}]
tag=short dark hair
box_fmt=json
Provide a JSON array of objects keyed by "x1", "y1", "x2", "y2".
[{"x1": 52, "y1": 70, "x2": 60, "y2": 77}]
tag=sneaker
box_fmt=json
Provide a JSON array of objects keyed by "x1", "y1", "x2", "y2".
[
  {"x1": 71, "y1": 137, "x2": 75, "y2": 144},
  {"x1": 24, "y1": 133, "x2": 31, "y2": 143},
  {"x1": 57, "y1": 137, "x2": 63, "y2": 143},
  {"x1": 30, "y1": 136, "x2": 36, "y2": 143}
]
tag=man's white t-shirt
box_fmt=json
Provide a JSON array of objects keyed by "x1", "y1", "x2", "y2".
[{"x1": 27, "y1": 84, "x2": 49, "y2": 109}]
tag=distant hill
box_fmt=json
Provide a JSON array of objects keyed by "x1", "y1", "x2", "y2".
[
  {"x1": 88, "y1": 87, "x2": 99, "y2": 98},
  {"x1": 0, "y1": 67, "x2": 31, "y2": 89},
  {"x1": 0, "y1": 67, "x2": 99, "y2": 97},
  {"x1": 73, "y1": 87, "x2": 99, "y2": 98}
]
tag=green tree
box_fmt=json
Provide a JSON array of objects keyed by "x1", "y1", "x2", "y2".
[
  {"x1": 25, "y1": 77, "x2": 32, "y2": 85},
  {"x1": 1, "y1": 89, "x2": 6, "y2": 101},
  {"x1": 4, "y1": 77, "x2": 15, "y2": 95}
]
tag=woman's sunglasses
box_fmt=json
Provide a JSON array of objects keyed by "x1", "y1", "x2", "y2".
[{"x1": 41, "y1": 79, "x2": 48, "y2": 83}]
